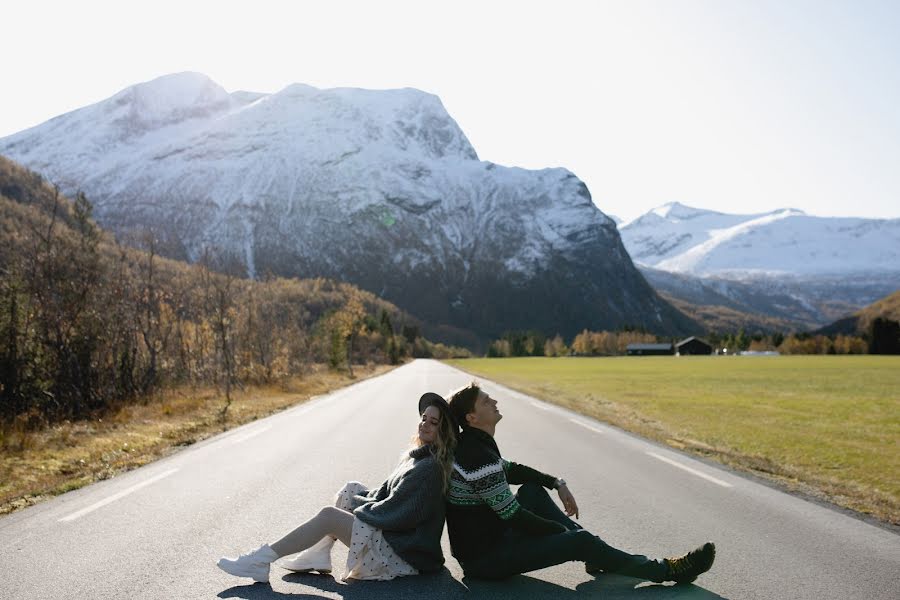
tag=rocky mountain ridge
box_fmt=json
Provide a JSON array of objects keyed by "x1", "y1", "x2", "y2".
[{"x1": 0, "y1": 72, "x2": 696, "y2": 343}]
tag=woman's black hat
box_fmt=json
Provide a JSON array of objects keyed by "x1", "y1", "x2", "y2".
[{"x1": 418, "y1": 392, "x2": 459, "y2": 437}]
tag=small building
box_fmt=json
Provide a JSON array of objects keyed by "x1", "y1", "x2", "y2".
[
  {"x1": 626, "y1": 343, "x2": 674, "y2": 356},
  {"x1": 675, "y1": 336, "x2": 713, "y2": 356}
]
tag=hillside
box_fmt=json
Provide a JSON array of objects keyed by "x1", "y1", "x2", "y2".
[
  {"x1": 640, "y1": 266, "x2": 881, "y2": 332},
  {"x1": 817, "y1": 290, "x2": 900, "y2": 336},
  {"x1": 657, "y1": 293, "x2": 807, "y2": 334},
  {"x1": 0, "y1": 154, "x2": 461, "y2": 424}
]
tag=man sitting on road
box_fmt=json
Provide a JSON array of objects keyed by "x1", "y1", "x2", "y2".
[{"x1": 445, "y1": 381, "x2": 716, "y2": 583}]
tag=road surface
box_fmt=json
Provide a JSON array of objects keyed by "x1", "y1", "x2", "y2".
[{"x1": 1, "y1": 359, "x2": 898, "y2": 599}]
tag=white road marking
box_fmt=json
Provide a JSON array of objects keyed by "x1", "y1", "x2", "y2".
[
  {"x1": 530, "y1": 401, "x2": 553, "y2": 411},
  {"x1": 59, "y1": 468, "x2": 179, "y2": 522},
  {"x1": 227, "y1": 425, "x2": 272, "y2": 445},
  {"x1": 646, "y1": 452, "x2": 733, "y2": 488},
  {"x1": 570, "y1": 418, "x2": 605, "y2": 434}
]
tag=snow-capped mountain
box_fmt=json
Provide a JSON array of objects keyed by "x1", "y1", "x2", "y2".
[
  {"x1": 620, "y1": 201, "x2": 900, "y2": 278},
  {"x1": 0, "y1": 72, "x2": 695, "y2": 342},
  {"x1": 619, "y1": 202, "x2": 900, "y2": 329}
]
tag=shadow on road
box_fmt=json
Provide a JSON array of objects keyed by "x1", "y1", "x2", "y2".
[
  {"x1": 466, "y1": 573, "x2": 728, "y2": 599},
  {"x1": 574, "y1": 575, "x2": 729, "y2": 599},
  {"x1": 218, "y1": 568, "x2": 466, "y2": 599},
  {"x1": 218, "y1": 568, "x2": 729, "y2": 599}
]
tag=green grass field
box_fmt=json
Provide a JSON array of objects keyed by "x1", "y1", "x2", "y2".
[{"x1": 444, "y1": 355, "x2": 900, "y2": 525}]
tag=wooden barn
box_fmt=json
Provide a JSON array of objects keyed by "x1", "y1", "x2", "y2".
[
  {"x1": 676, "y1": 336, "x2": 713, "y2": 356},
  {"x1": 626, "y1": 343, "x2": 674, "y2": 356}
]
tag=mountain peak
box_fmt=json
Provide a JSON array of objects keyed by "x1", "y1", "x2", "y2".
[
  {"x1": 103, "y1": 72, "x2": 233, "y2": 133},
  {"x1": 246, "y1": 83, "x2": 477, "y2": 161},
  {"x1": 651, "y1": 202, "x2": 715, "y2": 220},
  {"x1": 773, "y1": 207, "x2": 805, "y2": 217},
  {"x1": 110, "y1": 72, "x2": 231, "y2": 113}
]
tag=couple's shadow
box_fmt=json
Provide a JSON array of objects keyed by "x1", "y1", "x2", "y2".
[{"x1": 218, "y1": 568, "x2": 729, "y2": 599}]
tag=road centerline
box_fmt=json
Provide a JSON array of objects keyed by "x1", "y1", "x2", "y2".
[
  {"x1": 59, "y1": 468, "x2": 179, "y2": 522},
  {"x1": 226, "y1": 425, "x2": 272, "y2": 445},
  {"x1": 569, "y1": 418, "x2": 606, "y2": 434},
  {"x1": 646, "y1": 451, "x2": 733, "y2": 488}
]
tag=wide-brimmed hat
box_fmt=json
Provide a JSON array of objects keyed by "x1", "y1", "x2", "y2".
[{"x1": 418, "y1": 392, "x2": 459, "y2": 437}]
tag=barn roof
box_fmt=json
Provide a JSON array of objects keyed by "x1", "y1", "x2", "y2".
[
  {"x1": 676, "y1": 336, "x2": 711, "y2": 347},
  {"x1": 627, "y1": 343, "x2": 674, "y2": 351}
]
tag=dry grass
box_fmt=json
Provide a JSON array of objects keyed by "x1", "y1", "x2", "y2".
[
  {"x1": 0, "y1": 364, "x2": 396, "y2": 515},
  {"x1": 446, "y1": 355, "x2": 900, "y2": 526}
]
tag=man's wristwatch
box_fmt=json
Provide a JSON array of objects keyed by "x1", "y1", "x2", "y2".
[{"x1": 554, "y1": 478, "x2": 567, "y2": 490}]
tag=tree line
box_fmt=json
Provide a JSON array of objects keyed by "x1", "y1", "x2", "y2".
[
  {"x1": 485, "y1": 324, "x2": 895, "y2": 358},
  {"x1": 487, "y1": 329, "x2": 659, "y2": 357},
  {"x1": 0, "y1": 159, "x2": 468, "y2": 426}
]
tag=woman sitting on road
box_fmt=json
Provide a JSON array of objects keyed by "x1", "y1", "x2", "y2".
[{"x1": 217, "y1": 392, "x2": 458, "y2": 584}]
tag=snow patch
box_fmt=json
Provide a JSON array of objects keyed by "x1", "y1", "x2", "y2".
[{"x1": 621, "y1": 202, "x2": 899, "y2": 278}]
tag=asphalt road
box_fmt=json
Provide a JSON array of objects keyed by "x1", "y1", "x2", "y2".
[{"x1": 1, "y1": 359, "x2": 898, "y2": 599}]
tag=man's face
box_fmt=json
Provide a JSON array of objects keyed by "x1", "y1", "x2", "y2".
[{"x1": 467, "y1": 390, "x2": 502, "y2": 429}]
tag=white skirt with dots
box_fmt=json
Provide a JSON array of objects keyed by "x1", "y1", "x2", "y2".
[
  {"x1": 343, "y1": 517, "x2": 418, "y2": 581},
  {"x1": 333, "y1": 481, "x2": 418, "y2": 581}
]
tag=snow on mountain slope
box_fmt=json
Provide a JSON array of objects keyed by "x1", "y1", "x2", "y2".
[
  {"x1": 618, "y1": 202, "x2": 773, "y2": 265},
  {"x1": 620, "y1": 202, "x2": 900, "y2": 330},
  {"x1": 0, "y1": 73, "x2": 696, "y2": 341},
  {"x1": 2, "y1": 74, "x2": 479, "y2": 209},
  {"x1": 621, "y1": 202, "x2": 900, "y2": 278}
]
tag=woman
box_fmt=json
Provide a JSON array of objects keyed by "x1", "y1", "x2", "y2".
[{"x1": 217, "y1": 392, "x2": 457, "y2": 583}]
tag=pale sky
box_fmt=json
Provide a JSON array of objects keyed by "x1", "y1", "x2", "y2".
[{"x1": 3, "y1": 0, "x2": 899, "y2": 223}]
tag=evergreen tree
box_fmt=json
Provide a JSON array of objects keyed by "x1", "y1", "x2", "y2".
[{"x1": 870, "y1": 318, "x2": 900, "y2": 354}]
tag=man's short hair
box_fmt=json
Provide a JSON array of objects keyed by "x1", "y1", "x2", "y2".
[{"x1": 448, "y1": 381, "x2": 481, "y2": 428}]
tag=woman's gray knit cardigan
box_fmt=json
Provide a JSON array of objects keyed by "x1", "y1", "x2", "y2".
[{"x1": 349, "y1": 444, "x2": 446, "y2": 572}]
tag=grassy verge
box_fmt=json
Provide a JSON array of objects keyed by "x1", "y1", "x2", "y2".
[
  {"x1": 445, "y1": 355, "x2": 900, "y2": 526},
  {"x1": 0, "y1": 363, "x2": 396, "y2": 516}
]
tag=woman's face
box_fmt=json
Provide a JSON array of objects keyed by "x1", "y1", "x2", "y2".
[{"x1": 417, "y1": 405, "x2": 442, "y2": 444}]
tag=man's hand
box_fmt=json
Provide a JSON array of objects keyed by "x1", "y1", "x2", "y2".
[{"x1": 557, "y1": 484, "x2": 579, "y2": 519}]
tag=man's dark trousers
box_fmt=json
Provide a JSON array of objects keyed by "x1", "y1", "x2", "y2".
[{"x1": 459, "y1": 483, "x2": 667, "y2": 580}]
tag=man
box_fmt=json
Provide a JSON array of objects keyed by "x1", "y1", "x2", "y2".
[{"x1": 446, "y1": 382, "x2": 716, "y2": 583}]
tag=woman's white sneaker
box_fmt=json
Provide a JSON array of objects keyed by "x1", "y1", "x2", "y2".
[
  {"x1": 217, "y1": 544, "x2": 279, "y2": 582},
  {"x1": 280, "y1": 537, "x2": 334, "y2": 574}
]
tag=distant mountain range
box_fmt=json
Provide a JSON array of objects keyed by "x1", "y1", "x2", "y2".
[
  {"x1": 620, "y1": 201, "x2": 900, "y2": 278},
  {"x1": 0, "y1": 72, "x2": 695, "y2": 344},
  {"x1": 619, "y1": 202, "x2": 900, "y2": 331}
]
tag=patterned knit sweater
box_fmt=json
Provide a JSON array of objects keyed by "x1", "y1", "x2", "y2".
[
  {"x1": 350, "y1": 444, "x2": 446, "y2": 572},
  {"x1": 446, "y1": 427, "x2": 566, "y2": 561}
]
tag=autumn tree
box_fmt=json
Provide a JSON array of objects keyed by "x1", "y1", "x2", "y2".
[
  {"x1": 132, "y1": 231, "x2": 176, "y2": 393},
  {"x1": 199, "y1": 249, "x2": 239, "y2": 422},
  {"x1": 325, "y1": 292, "x2": 366, "y2": 377},
  {"x1": 543, "y1": 334, "x2": 568, "y2": 357}
]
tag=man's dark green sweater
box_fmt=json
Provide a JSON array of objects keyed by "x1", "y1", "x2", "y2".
[{"x1": 446, "y1": 427, "x2": 566, "y2": 561}]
